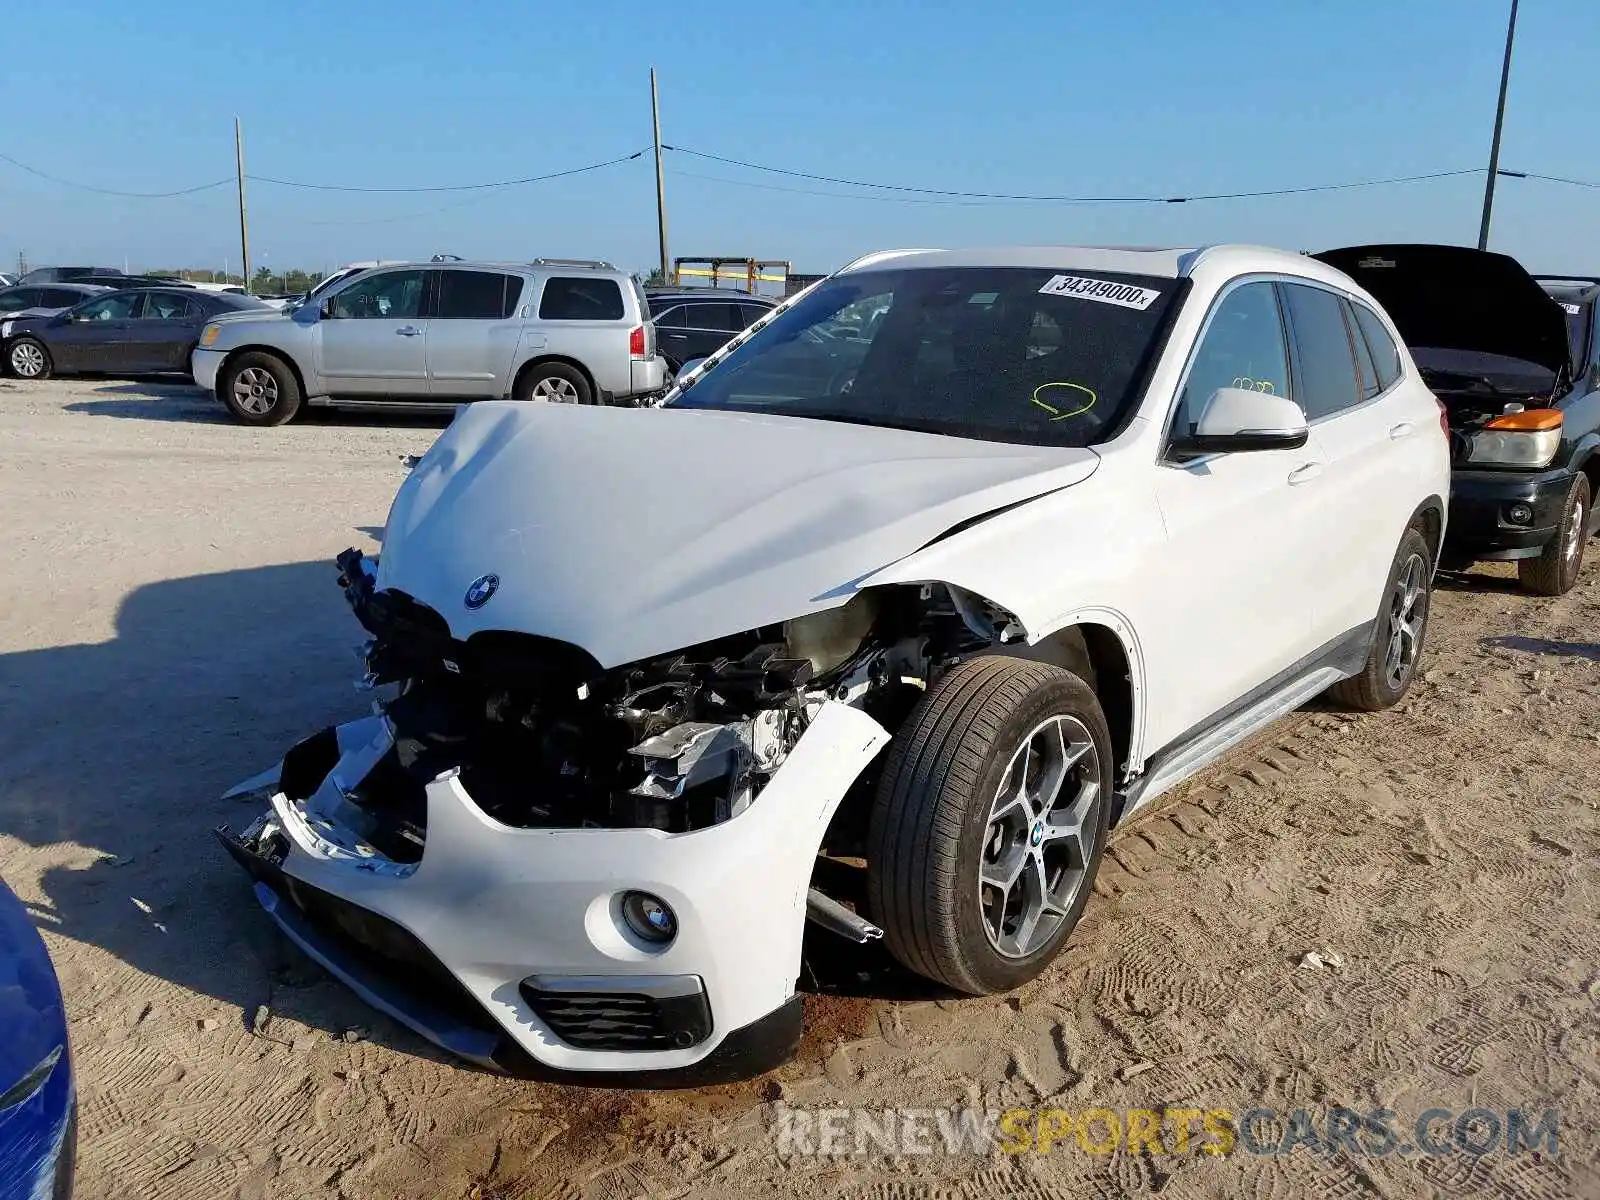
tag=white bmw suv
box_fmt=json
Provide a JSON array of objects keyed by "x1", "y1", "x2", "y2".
[{"x1": 218, "y1": 244, "x2": 1450, "y2": 1082}]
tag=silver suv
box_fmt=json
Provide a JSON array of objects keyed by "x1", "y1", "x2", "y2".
[{"x1": 192, "y1": 258, "x2": 667, "y2": 425}]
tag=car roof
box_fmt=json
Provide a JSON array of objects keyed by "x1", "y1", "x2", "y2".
[
  {"x1": 647, "y1": 289, "x2": 775, "y2": 302},
  {"x1": 360, "y1": 258, "x2": 625, "y2": 277},
  {"x1": 839, "y1": 243, "x2": 1349, "y2": 282}
]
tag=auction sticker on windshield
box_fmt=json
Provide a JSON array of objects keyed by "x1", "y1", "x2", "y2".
[{"x1": 1038, "y1": 275, "x2": 1162, "y2": 310}]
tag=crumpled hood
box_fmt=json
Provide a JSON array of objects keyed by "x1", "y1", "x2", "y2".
[
  {"x1": 1314, "y1": 243, "x2": 1571, "y2": 375},
  {"x1": 376, "y1": 402, "x2": 1100, "y2": 667}
]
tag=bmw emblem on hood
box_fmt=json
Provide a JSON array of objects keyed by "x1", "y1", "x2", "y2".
[{"x1": 464, "y1": 574, "x2": 500, "y2": 610}]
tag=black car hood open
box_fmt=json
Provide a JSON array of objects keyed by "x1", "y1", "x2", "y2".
[{"x1": 1314, "y1": 243, "x2": 1571, "y2": 377}]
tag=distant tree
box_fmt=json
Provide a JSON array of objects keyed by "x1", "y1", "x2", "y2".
[
  {"x1": 250, "y1": 267, "x2": 275, "y2": 294},
  {"x1": 640, "y1": 269, "x2": 667, "y2": 287}
]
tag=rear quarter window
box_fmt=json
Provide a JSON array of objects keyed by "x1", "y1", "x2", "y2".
[
  {"x1": 1350, "y1": 302, "x2": 1403, "y2": 391},
  {"x1": 538, "y1": 277, "x2": 625, "y2": 321}
]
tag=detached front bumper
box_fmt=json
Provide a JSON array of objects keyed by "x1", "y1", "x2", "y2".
[
  {"x1": 219, "y1": 703, "x2": 888, "y2": 1083},
  {"x1": 1442, "y1": 466, "x2": 1576, "y2": 565},
  {"x1": 191, "y1": 348, "x2": 225, "y2": 396}
]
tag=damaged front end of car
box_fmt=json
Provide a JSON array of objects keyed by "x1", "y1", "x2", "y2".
[{"x1": 216, "y1": 545, "x2": 1023, "y2": 1081}]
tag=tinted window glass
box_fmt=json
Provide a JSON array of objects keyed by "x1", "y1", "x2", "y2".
[
  {"x1": 670, "y1": 267, "x2": 1179, "y2": 448},
  {"x1": 75, "y1": 293, "x2": 143, "y2": 322},
  {"x1": 328, "y1": 270, "x2": 425, "y2": 320},
  {"x1": 738, "y1": 303, "x2": 772, "y2": 328},
  {"x1": 1345, "y1": 300, "x2": 1382, "y2": 400},
  {"x1": 652, "y1": 305, "x2": 687, "y2": 329},
  {"x1": 685, "y1": 302, "x2": 743, "y2": 332},
  {"x1": 1173, "y1": 282, "x2": 1290, "y2": 436},
  {"x1": 1350, "y1": 302, "x2": 1402, "y2": 390},
  {"x1": 0, "y1": 289, "x2": 43, "y2": 311},
  {"x1": 1283, "y1": 283, "x2": 1362, "y2": 420},
  {"x1": 436, "y1": 270, "x2": 519, "y2": 319},
  {"x1": 539, "y1": 277, "x2": 624, "y2": 321},
  {"x1": 42, "y1": 289, "x2": 88, "y2": 308}
]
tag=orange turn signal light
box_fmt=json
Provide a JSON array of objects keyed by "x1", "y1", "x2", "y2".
[{"x1": 1484, "y1": 408, "x2": 1562, "y2": 432}]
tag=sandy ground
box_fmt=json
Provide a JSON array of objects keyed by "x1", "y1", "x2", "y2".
[{"x1": 0, "y1": 376, "x2": 1596, "y2": 1200}]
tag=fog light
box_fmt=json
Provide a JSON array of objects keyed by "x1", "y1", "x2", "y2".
[
  {"x1": 1507, "y1": 502, "x2": 1534, "y2": 525},
  {"x1": 620, "y1": 891, "x2": 677, "y2": 944}
]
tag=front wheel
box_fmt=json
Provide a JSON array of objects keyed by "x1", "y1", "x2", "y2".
[
  {"x1": 866, "y1": 656, "x2": 1111, "y2": 995},
  {"x1": 1519, "y1": 473, "x2": 1590, "y2": 596},
  {"x1": 1328, "y1": 526, "x2": 1433, "y2": 711},
  {"x1": 7, "y1": 337, "x2": 52, "y2": 380},
  {"x1": 220, "y1": 352, "x2": 302, "y2": 426}
]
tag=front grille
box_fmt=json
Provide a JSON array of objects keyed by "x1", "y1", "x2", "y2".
[{"x1": 519, "y1": 981, "x2": 713, "y2": 1052}]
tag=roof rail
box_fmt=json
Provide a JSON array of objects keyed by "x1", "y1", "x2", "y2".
[
  {"x1": 1532, "y1": 274, "x2": 1600, "y2": 285},
  {"x1": 529, "y1": 257, "x2": 616, "y2": 270}
]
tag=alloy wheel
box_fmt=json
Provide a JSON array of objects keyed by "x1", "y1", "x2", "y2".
[
  {"x1": 530, "y1": 376, "x2": 580, "y2": 402},
  {"x1": 1564, "y1": 493, "x2": 1586, "y2": 567},
  {"x1": 977, "y1": 714, "x2": 1102, "y2": 960},
  {"x1": 10, "y1": 342, "x2": 45, "y2": 379},
  {"x1": 1383, "y1": 552, "x2": 1429, "y2": 690},
  {"x1": 232, "y1": 367, "x2": 279, "y2": 415}
]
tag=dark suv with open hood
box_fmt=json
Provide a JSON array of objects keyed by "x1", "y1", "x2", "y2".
[{"x1": 1316, "y1": 245, "x2": 1600, "y2": 595}]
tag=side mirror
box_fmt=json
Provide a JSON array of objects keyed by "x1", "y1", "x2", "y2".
[{"x1": 1171, "y1": 387, "x2": 1308, "y2": 455}]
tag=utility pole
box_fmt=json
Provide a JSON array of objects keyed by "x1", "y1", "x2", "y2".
[
  {"x1": 1477, "y1": 0, "x2": 1519, "y2": 251},
  {"x1": 235, "y1": 116, "x2": 253, "y2": 292},
  {"x1": 650, "y1": 68, "x2": 669, "y2": 284}
]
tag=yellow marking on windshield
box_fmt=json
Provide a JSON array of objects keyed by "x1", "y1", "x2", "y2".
[{"x1": 1031, "y1": 382, "x2": 1098, "y2": 421}]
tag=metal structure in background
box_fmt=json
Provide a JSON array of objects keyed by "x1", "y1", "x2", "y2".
[
  {"x1": 1478, "y1": 0, "x2": 1519, "y2": 251},
  {"x1": 234, "y1": 117, "x2": 252, "y2": 293},
  {"x1": 651, "y1": 69, "x2": 670, "y2": 283},
  {"x1": 670, "y1": 257, "x2": 792, "y2": 294}
]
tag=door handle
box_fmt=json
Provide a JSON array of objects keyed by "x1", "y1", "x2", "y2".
[
  {"x1": 1287, "y1": 462, "x2": 1324, "y2": 485},
  {"x1": 395, "y1": 326, "x2": 421, "y2": 337},
  {"x1": 1389, "y1": 421, "x2": 1414, "y2": 439}
]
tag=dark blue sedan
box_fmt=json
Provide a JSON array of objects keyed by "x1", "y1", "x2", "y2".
[
  {"x1": 0, "y1": 876, "x2": 76, "y2": 1199},
  {"x1": 2, "y1": 286, "x2": 269, "y2": 381}
]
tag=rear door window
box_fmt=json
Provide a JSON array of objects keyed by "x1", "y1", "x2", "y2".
[
  {"x1": 0, "y1": 288, "x2": 43, "y2": 311},
  {"x1": 1350, "y1": 302, "x2": 1403, "y2": 391},
  {"x1": 1281, "y1": 283, "x2": 1363, "y2": 420},
  {"x1": 686, "y1": 302, "x2": 744, "y2": 332},
  {"x1": 1344, "y1": 300, "x2": 1383, "y2": 400},
  {"x1": 652, "y1": 305, "x2": 687, "y2": 329},
  {"x1": 436, "y1": 270, "x2": 521, "y2": 320},
  {"x1": 538, "y1": 277, "x2": 624, "y2": 321}
]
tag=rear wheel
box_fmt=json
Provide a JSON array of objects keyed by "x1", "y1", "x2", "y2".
[
  {"x1": 1328, "y1": 527, "x2": 1433, "y2": 711},
  {"x1": 513, "y1": 361, "x2": 593, "y2": 404},
  {"x1": 866, "y1": 656, "x2": 1111, "y2": 995},
  {"x1": 7, "y1": 337, "x2": 51, "y2": 380},
  {"x1": 1519, "y1": 473, "x2": 1590, "y2": 596},
  {"x1": 220, "y1": 352, "x2": 302, "y2": 426}
]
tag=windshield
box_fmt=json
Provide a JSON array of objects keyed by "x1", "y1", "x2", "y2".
[{"x1": 667, "y1": 266, "x2": 1180, "y2": 446}]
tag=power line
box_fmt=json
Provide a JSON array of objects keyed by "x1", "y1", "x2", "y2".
[
  {"x1": 669, "y1": 167, "x2": 1011, "y2": 207},
  {"x1": 1502, "y1": 169, "x2": 1600, "y2": 190},
  {"x1": 247, "y1": 150, "x2": 648, "y2": 193},
  {"x1": 664, "y1": 145, "x2": 1485, "y2": 205},
  {"x1": 0, "y1": 151, "x2": 233, "y2": 198}
]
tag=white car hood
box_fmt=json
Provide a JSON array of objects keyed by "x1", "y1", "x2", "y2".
[{"x1": 376, "y1": 402, "x2": 1100, "y2": 668}]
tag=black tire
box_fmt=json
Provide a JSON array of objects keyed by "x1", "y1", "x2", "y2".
[
  {"x1": 866, "y1": 656, "x2": 1112, "y2": 995},
  {"x1": 219, "y1": 351, "x2": 302, "y2": 426},
  {"x1": 513, "y1": 361, "x2": 594, "y2": 404},
  {"x1": 7, "y1": 337, "x2": 52, "y2": 381},
  {"x1": 1518, "y1": 473, "x2": 1590, "y2": 597},
  {"x1": 1327, "y1": 527, "x2": 1433, "y2": 712}
]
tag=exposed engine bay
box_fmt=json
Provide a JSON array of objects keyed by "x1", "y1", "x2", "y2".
[{"x1": 308, "y1": 547, "x2": 1010, "y2": 859}]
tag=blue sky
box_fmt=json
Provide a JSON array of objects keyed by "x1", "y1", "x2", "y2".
[{"x1": 2, "y1": 0, "x2": 1596, "y2": 277}]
